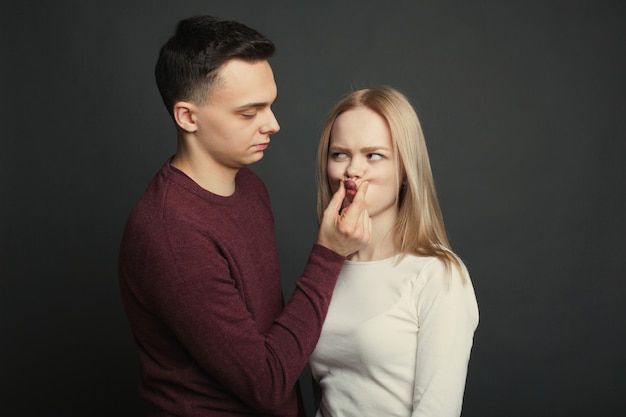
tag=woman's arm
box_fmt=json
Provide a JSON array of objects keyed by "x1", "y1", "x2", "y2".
[{"x1": 412, "y1": 259, "x2": 479, "y2": 417}]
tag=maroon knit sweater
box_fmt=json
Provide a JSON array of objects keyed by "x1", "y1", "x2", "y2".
[{"x1": 119, "y1": 161, "x2": 344, "y2": 416}]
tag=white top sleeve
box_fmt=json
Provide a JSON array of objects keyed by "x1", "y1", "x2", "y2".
[{"x1": 412, "y1": 259, "x2": 479, "y2": 416}]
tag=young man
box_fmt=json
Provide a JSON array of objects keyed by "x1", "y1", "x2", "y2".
[{"x1": 118, "y1": 16, "x2": 370, "y2": 417}]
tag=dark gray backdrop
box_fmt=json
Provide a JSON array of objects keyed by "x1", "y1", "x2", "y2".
[{"x1": 2, "y1": 1, "x2": 625, "y2": 416}]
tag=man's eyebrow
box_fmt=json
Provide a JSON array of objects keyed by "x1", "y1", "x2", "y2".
[{"x1": 234, "y1": 101, "x2": 271, "y2": 111}]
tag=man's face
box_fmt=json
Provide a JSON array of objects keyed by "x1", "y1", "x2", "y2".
[{"x1": 193, "y1": 59, "x2": 279, "y2": 171}]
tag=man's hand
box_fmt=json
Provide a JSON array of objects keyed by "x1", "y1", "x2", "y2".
[{"x1": 317, "y1": 181, "x2": 371, "y2": 257}]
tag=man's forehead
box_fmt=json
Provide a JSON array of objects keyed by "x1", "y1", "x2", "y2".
[
  {"x1": 208, "y1": 59, "x2": 277, "y2": 106},
  {"x1": 215, "y1": 58, "x2": 273, "y2": 83}
]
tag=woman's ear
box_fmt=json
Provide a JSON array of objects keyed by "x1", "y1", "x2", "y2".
[{"x1": 173, "y1": 101, "x2": 198, "y2": 133}]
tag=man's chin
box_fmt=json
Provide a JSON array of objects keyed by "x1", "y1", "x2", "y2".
[{"x1": 245, "y1": 152, "x2": 265, "y2": 166}]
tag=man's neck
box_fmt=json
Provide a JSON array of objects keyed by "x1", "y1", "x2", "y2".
[{"x1": 171, "y1": 150, "x2": 238, "y2": 197}]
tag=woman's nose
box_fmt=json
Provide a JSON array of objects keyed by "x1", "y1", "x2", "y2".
[{"x1": 346, "y1": 158, "x2": 365, "y2": 178}]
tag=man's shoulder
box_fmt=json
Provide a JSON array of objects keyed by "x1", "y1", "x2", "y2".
[
  {"x1": 126, "y1": 165, "x2": 270, "y2": 229},
  {"x1": 237, "y1": 166, "x2": 265, "y2": 186},
  {"x1": 236, "y1": 167, "x2": 270, "y2": 200},
  {"x1": 124, "y1": 162, "x2": 191, "y2": 227}
]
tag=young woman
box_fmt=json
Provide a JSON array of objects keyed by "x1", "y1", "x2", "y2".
[{"x1": 309, "y1": 86, "x2": 479, "y2": 417}]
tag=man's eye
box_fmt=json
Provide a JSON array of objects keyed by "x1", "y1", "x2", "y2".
[{"x1": 241, "y1": 113, "x2": 256, "y2": 119}]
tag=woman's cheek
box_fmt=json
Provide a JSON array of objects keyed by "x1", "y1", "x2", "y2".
[
  {"x1": 327, "y1": 177, "x2": 340, "y2": 193},
  {"x1": 327, "y1": 169, "x2": 342, "y2": 192}
]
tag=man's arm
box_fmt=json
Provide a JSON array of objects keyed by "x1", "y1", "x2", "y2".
[{"x1": 124, "y1": 223, "x2": 344, "y2": 413}]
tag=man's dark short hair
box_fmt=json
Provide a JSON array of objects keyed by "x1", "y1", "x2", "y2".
[{"x1": 155, "y1": 15, "x2": 275, "y2": 116}]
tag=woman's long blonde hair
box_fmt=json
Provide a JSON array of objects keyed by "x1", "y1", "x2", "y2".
[{"x1": 316, "y1": 86, "x2": 460, "y2": 269}]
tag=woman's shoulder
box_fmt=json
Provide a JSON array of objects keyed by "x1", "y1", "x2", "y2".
[
  {"x1": 401, "y1": 252, "x2": 471, "y2": 291},
  {"x1": 404, "y1": 253, "x2": 478, "y2": 321}
]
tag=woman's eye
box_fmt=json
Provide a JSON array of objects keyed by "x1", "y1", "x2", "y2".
[
  {"x1": 368, "y1": 153, "x2": 383, "y2": 161},
  {"x1": 332, "y1": 152, "x2": 348, "y2": 159}
]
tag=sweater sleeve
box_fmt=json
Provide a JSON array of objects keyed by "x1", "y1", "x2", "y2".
[
  {"x1": 411, "y1": 259, "x2": 479, "y2": 417},
  {"x1": 134, "y1": 218, "x2": 344, "y2": 413}
]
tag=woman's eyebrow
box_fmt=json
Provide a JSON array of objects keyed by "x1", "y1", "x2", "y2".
[
  {"x1": 329, "y1": 146, "x2": 391, "y2": 153},
  {"x1": 361, "y1": 146, "x2": 391, "y2": 153}
]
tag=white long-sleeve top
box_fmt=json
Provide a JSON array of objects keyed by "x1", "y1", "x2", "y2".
[{"x1": 309, "y1": 254, "x2": 479, "y2": 417}]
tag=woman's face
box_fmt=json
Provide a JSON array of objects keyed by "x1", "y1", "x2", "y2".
[{"x1": 327, "y1": 107, "x2": 400, "y2": 221}]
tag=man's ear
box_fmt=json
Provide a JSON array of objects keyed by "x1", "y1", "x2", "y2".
[{"x1": 173, "y1": 101, "x2": 198, "y2": 133}]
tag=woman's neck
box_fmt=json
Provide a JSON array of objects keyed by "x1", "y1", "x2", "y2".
[{"x1": 348, "y1": 212, "x2": 399, "y2": 262}]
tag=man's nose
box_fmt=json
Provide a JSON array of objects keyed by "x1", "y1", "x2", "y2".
[{"x1": 262, "y1": 109, "x2": 280, "y2": 134}]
